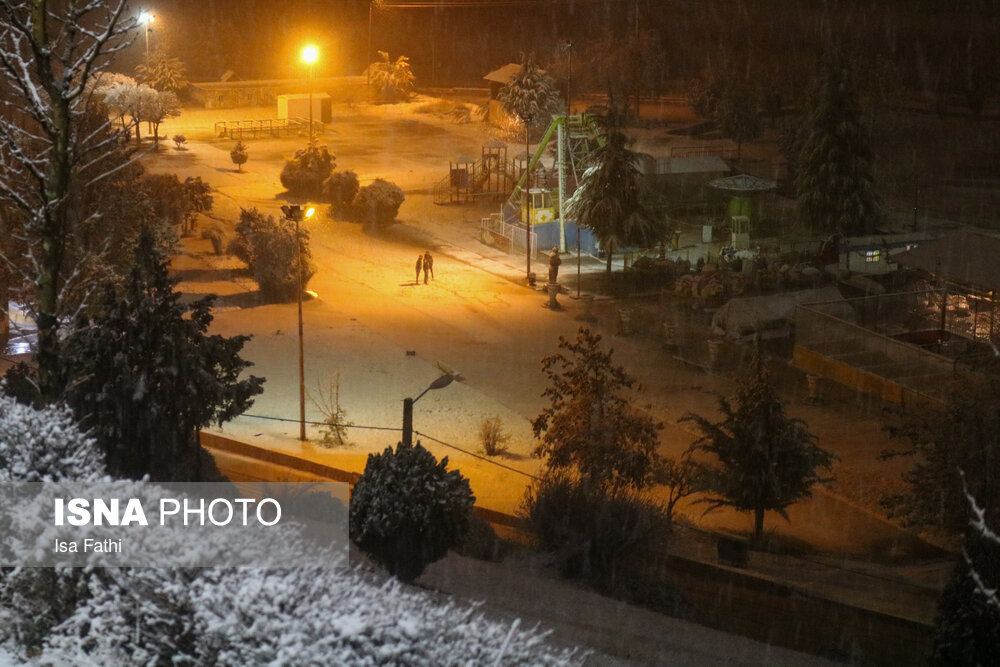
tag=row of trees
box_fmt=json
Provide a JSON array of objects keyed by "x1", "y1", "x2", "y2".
[{"x1": 97, "y1": 74, "x2": 181, "y2": 144}]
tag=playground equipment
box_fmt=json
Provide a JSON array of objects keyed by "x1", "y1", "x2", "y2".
[
  {"x1": 478, "y1": 113, "x2": 605, "y2": 254},
  {"x1": 433, "y1": 140, "x2": 519, "y2": 204}
]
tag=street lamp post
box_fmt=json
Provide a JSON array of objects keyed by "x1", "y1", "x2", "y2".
[
  {"x1": 522, "y1": 113, "x2": 533, "y2": 284},
  {"x1": 283, "y1": 204, "x2": 315, "y2": 441},
  {"x1": 138, "y1": 11, "x2": 154, "y2": 55},
  {"x1": 402, "y1": 374, "x2": 454, "y2": 446},
  {"x1": 301, "y1": 45, "x2": 319, "y2": 143}
]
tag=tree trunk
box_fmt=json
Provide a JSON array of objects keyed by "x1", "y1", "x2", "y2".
[
  {"x1": 753, "y1": 507, "x2": 765, "y2": 541},
  {"x1": 605, "y1": 241, "x2": 614, "y2": 274}
]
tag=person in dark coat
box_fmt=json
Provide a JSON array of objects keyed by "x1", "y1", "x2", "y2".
[
  {"x1": 415, "y1": 254, "x2": 423, "y2": 284},
  {"x1": 423, "y1": 251, "x2": 434, "y2": 284},
  {"x1": 548, "y1": 247, "x2": 561, "y2": 283}
]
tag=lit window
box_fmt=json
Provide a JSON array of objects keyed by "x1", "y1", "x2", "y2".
[{"x1": 865, "y1": 249, "x2": 881, "y2": 263}]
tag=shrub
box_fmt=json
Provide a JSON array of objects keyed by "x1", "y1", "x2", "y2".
[
  {"x1": 323, "y1": 170, "x2": 360, "y2": 218},
  {"x1": 350, "y1": 178, "x2": 404, "y2": 226},
  {"x1": 201, "y1": 224, "x2": 225, "y2": 254},
  {"x1": 280, "y1": 143, "x2": 335, "y2": 198},
  {"x1": 172, "y1": 134, "x2": 186, "y2": 149},
  {"x1": 522, "y1": 473, "x2": 661, "y2": 581},
  {"x1": 230, "y1": 140, "x2": 247, "y2": 171},
  {"x1": 228, "y1": 207, "x2": 315, "y2": 302},
  {"x1": 350, "y1": 440, "x2": 474, "y2": 582},
  {"x1": 308, "y1": 373, "x2": 353, "y2": 447},
  {"x1": 479, "y1": 416, "x2": 510, "y2": 457}
]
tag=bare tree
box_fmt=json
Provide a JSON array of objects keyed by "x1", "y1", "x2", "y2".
[{"x1": 0, "y1": 0, "x2": 135, "y2": 400}]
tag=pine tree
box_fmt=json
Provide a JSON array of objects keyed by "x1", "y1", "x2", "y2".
[
  {"x1": 57, "y1": 229, "x2": 264, "y2": 480},
  {"x1": 682, "y1": 354, "x2": 835, "y2": 540},
  {"x1": 795, "y1": 56, "x2": 881, "y2": 236},
  {"x1": 230, "y1": 141, "x2": 248, "y2": 172},
  {"x1": 566, "y1": 130, "x2": 662, "y2": 274},
  {"x1": 135, "y1": 47, "x2": 189, "y2": 93},
  {"x1": 531, "y1": 327, "x2": 662, "y2": 491},
  {"x1": 931, "y1": 525, "x2": 1000, "y2": 665},
  {"x1": 497, "y1": 53, "x2": 562, "y2": 129}
]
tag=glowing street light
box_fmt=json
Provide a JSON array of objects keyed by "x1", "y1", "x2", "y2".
[
  {"x1": 301, "y1": 45, "x2": 319, "y2": 143},
  {"x1": 282, "y1": 204, "x2": 316, "y2": 441},
  {"x1": 138, "y1": 11, "x2": 154, "y2": 55}
]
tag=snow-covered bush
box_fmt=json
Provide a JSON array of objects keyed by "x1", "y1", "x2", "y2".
[
  {"x1": 350, "y1": 178, "x2": 405, "y2": 226},
  {"x1": 0, "y1": 394, "x2": 105, "y2": 482},
  {"x1": 322, "y1": 170, "x2": 360, "y2": 218},
  {"x1": 351, "y1": 441, "x2": 474, "y2": 582},
  {"x1": 279, "y1": 143, "x2": 335, "y2": 198},
  {"x1": 228, "y1": 208, "x2": 315, "y2": 302},
  {"x1": 35, "y1": 566, "x2": 582, "y2": 666}
]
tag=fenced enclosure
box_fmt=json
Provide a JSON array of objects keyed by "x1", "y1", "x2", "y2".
[
  {"x1": 480, "y1": 212, "x2": 537, "y2": 255},
  {"x1": 214, "y1": 117, "x2": 324, "y2": 140},
  {"x1": 794, "y1": 290, "x2": 1000, "y2": 405}
]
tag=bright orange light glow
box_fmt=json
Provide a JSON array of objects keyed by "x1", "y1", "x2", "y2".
[
  {"x1": 305, "y1": 207, "x2": 315, "y2": 218},
  {"x1": 138, "y1": 11, "x2": 154, "y2": 25},
  {"x1": 301, "y1": 45, "x2": 319, "y2": 65}
]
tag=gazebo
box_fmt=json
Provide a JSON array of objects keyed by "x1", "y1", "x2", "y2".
[{"x1": 708, "y1": 174, "x2": 777, "y2": 249}]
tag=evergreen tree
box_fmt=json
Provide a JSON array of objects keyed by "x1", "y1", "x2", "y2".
[
  {"x1": 57, "y1": 230, "x2": 264, "y2": 480},
  {"x1": 795, "y1": 56, "x2": 881, "y2": 235},
  {"x1": 350, "y1": 440, "x2": 474, "y2": 583},
  {"x1": 566, "y1": 130, "x2": 662, "y2": 274},
  {"x1": 230, "y1": 141, "x2": 248, "y2": 172},
  {"x1": 682, "y1": 354, "x2": 835, "y2": 540},
  {"x1": 135, "y1": 47, "x2": 189, "y2": 93},
  {"x1": 497, "y1": 53, "x2": 562, "y2": 130},
  {"x1": 531, "y1": 327, "x2": 662, "y2": 491},
  {"x1": 931, "y1": 524, "x2": 1000, "y2": 665},
  {"x1": 881, "y1": 372, "x2": 1000, "y2": 534},
  {"x1": 718, "y1": 87, "x2": 762, "y2": 162}
]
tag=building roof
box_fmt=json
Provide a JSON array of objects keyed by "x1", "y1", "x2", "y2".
[
  {"x1": 483, "y1": 63, "x2": 522, "y2": 85},
  {"x1": 894, "y1": 228, "x2": 1000, "y2": 292},
  {"x1": 708, "y1": 173, "x2": 777, "y2": 192},
  {"x1": 636, "y1": 155, "x2": 730, "y2": 176}
]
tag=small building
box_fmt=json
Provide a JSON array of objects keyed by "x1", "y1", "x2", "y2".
[
  {"x1": 189, "y1": 76, "x2": 365, "y2": 109},
  {"x1": 277, "y1": 93, "x2": 332, "y2": 123}
]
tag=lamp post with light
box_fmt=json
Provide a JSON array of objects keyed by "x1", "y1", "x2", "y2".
[
  {"x1": 138, "y1": 11, "x2": 154, "y2": 55},
  {"x1": 300, "y1": 45, "x2": 319, "y2": 143},
  {"x1": 282, "y1": 204, "x2": 315, "y2": 441},
  {"x1": 521, "y1": 113, "x2": 533, "y2": 284},
  {"x1": 402, "y1": 374, "x2": 454, "y2": 447}
]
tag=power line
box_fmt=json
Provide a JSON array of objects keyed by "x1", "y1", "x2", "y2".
[{"x1": 238, "y1": 413, "x2": 540, "y2": 480}]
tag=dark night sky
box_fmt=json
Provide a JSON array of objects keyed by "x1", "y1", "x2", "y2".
[{"x1": 128, "y1": 0, "x2": 1000, "y2": 97}]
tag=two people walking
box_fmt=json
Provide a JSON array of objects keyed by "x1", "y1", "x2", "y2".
[{"x1": 415, "y1": 251, "x2": 434, "y2": 285}]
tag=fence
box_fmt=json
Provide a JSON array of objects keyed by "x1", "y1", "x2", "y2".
[
  {"x1": 794, "y1": 292, "x2": 967, "y2": 404},
  {"x1": 480, "y1": 213, "x2": 537, "y2": 255},
  {"x1": 213, "y1": 117, "x2": 323, "y2": 140}
]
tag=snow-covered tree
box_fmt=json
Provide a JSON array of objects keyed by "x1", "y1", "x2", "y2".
[
  {"x1": 498, "y1": 53, "x2": 562, "y2": 130},
  {"x1": 350, "y1": 440, "x2": 475, "y2": 582},
  {"x1": 56, "y1": 230, "x2": 264, "y2": 480},
  {"x1": 531, "y1": 327, "x2": 662, "y2": 491},
  {"x1": 134, "y1": 47, "x2": 188, "y2": 93},
  {"x1": 369, "y1": 50, "x2": 415, "y2": 103},
  {"x1": 0, "y1": 0, "x2": 135, "y2": 401},
  {"x1": 682, "y1": 353, "x2": 835, "y2": 541},
  {"x1": 566, "y1": 130, "x2": 662, "y2": 274},
  {"x1": 142, "y1": 89, "x2": 181, "y2": 146},
  {"x1": 794, "y1": 55, "x2": 881, "y2": 235},
  {"x1": 228, "y1": 207, "x2": 316, "y2": 302}
]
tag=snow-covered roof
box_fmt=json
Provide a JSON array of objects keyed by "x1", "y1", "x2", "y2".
[
  {"x1": 483, "y1": 63, "x2": 522, "y2": 84},
  {"x1": 708, "y1": 174, "x2": 777, "y2": 191},
  {"x1": 637, "y1": 155, "x2": 730, "y2": 176}
]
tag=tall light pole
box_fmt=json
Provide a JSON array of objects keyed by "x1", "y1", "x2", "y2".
[
  {"x1": 138, "y1": 11, "x2": 154, "y2": 55},
  {"x1": 402, "y1": 374, "x2": 454, "y2": 447},
  {"x1": 283, "y1": 204, "x2": 315, "y2": 441},
  {"x1": 522, "y1": 113, "x2": 533, "y2": 283},
  {"x1": 564, "y1": 40, "x2": 573, "y2": 115},
  {"x1": 301, "y1": 44, "x2": 319, "y2": 144}
]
